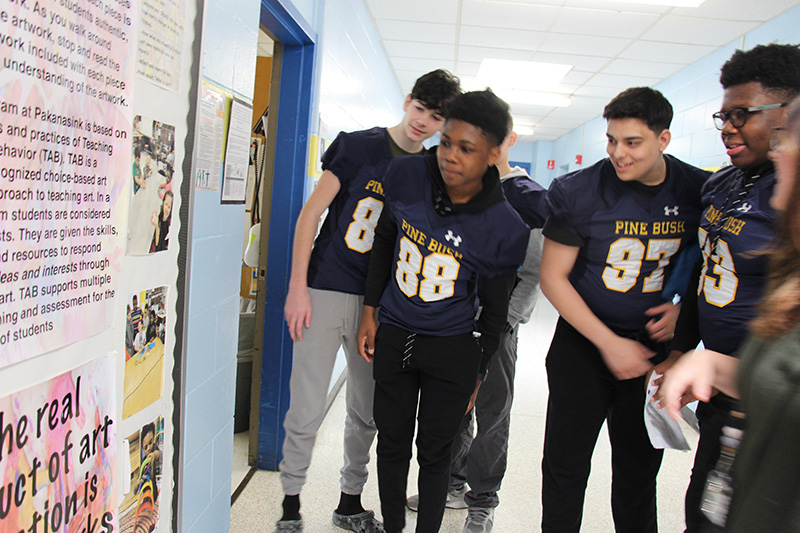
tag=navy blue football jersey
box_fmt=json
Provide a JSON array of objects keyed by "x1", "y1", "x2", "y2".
[
  {"x1": 377, "y1": 156, "x2": 529, "y2": 337},
  {"x1": 696, "y1": 166, "x2": 776, "y2": 355},
  {"x1": 501, "y1": 169, "x2": 548, "y2": 229},
  {"x1": 544, "y1": 155, "x2": 709, "y2": 333},
  {"x1": 307, "y1": 127, "x2": 396, "y2": 294}
]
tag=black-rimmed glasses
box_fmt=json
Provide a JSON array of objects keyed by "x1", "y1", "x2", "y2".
[{"x1": 712, "y1": 103, "x2": 788, "y2": 130}]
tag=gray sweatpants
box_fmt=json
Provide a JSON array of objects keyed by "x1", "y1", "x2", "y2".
[
  {"x1": 279, "y1": 288, "x2": 377, "y2": 496},
  {"x1": 450, "y1": 324, "x2": 518, "y2": 508}
]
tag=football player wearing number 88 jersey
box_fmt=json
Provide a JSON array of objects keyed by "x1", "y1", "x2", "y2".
[
  {"x1": 539, "y1": 87, "x2": 709, "y2": 533},
  {"x1": 277, "y1": 70, "x2": 460, "y2": 533},
  {"x1": 357, "y1": 90, "x2": 529, "y2": 533}
]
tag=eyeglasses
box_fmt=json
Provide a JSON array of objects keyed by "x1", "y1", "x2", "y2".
[{"x1": 712, "y1": 103, "x2": 789, "y2": 130}]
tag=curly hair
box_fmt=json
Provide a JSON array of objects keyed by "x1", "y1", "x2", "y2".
[
  {"x1": 602, "y1": 87, "x2": 673, "y2": 134},
  {"x1": 720, "y1": 44, "x2": 800, "y2": 101},
  {"x1": 410, "y1": 69, "x2": 461, "y2": 116},
  {"x1": 445, "y1": 89, "x2": 511, "y2": 147},
  {"x1": 751, "y1": 97, "x2": 800, "y2": 338}
]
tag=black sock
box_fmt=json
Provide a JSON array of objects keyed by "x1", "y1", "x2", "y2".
[
  {"x1": 335, "y1": 492, "x2": 365, "y2": 515},
  {"x1": 281, "y1": 494, "x2": 301, "y2": 521}
]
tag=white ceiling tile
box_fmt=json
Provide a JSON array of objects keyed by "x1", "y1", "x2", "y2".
[
  {"x1": 374, "y1": 19, "x2": 457, "y2": 44},
  {"x1": 584, "y1": 72, "x2": 661, "y2": 89},
  {"x1": 549, "y1": 8, "x2": 661, "y2": 39},
  {"x1": 391, "y1": 56, "x2": 456, "y2": 73},
  {"x1": 642, "y1": 16, "x2": 758, "y2": 46},
  {"x1": 564, "y1": 0, "x2": 669, "y2": 14},
  {"x1": 619, "y1": 40, "x2": 716, "y2": 64},
  {"x1": 532, "y1": 51, "x2": 611, "y2": 72},
  {"x1": 562, "y1": 70, "x2": 593, "y2": 86},
  {"x1": 364, "y1": 0, "x2": 459, "y2": 22},
  {"x1": 383, "y1": 40, "x2": 455, "y2": 61},
  {"x1": 538, "y1": 33, "x2": 630, "y2": 58},
  {"x1": 671, "y1": 0, "x2": 800, "y2": 22},
  {"x1": 454, "y1": 63, "x2": 481, "y2": 77},
  {"x1": 458, "y1": 25, "x2": 547, "y2": 51},
  {"x1": 573, "y1": 84, "x2": 625, "y2": 98},
  {"x1": 457, "y1": 45, "x2": 536, "y2": 64},
  {"x1": 460, "y1": 1, "x2": 561, "y2": 31},
  {"x1": 511, "y1": 113, "x2": 549, "y2": 126},
  {"x1": 601, "y1": 58, "x2": 683, "y2": 79}
]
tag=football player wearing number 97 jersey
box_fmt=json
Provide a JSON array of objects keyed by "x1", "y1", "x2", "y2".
[
  {"x1": 277, "y1": 70, "x2": 460, "y2": 533},
  {"x1": 539, "y1": 87, "x2": 709, "y2": 533},
  {"x1": 357, "y1": 90, "x2": 529, "y2": 533}
]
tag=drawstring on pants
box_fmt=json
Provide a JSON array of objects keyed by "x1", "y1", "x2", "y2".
[{"x1": 402, "y1": 333, "x2": 416, "y2": 368}]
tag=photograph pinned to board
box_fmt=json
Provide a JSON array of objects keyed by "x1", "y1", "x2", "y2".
[
  {"x1": 128, "y1": 115, "x2": 176, "y2": 255},
  {"x1": 120, "y1": 416, "x2": 165, "y2": 533},
  {"x1": 124, "y1": 285, "x2": 168, "y2": 418}
]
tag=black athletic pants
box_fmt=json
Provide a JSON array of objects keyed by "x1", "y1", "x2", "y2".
[
  {"x1": 373, "y1": 323, "x2": 482, "y2": 533},
  {"x1": 541, "y1": 318, "x2": 665, "y2": 533}
]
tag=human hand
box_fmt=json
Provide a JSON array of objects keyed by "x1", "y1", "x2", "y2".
[
  {"x1": 655, "y1": 349, "x2": 716, "y2": 421},
  {"x1": 466, "y1": 380, "x2": 482, "y2": 414},
  {"x1": 644, "y1": 302, "x2": 680, "y2": 342},
  {"x1": 357, "y1": 307, "x2": 377, "y2": 362},
  {"x1": 284, "y1": 285, "x2": 312, "y2": 342},
  {"x1": 598, "y1": 336, "x2": 655, "y2": 380},
  {"x1": 150, "y1": 211, "x2": 158, "y2": 226}
]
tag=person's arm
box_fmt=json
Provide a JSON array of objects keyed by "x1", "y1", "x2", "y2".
[
  {"x1": 284, "y1": 170, "x2": 341, "y2": 341},
  {"x1": 507, "y1": 228, "x2": 543, "y2": 329},
  {"x1": 540, "y1": 237, "x2": 654, "y2": 380},
  {"x1": 658, "y1": 349, "x2": 740, "y2": 421},
  {"x1": 358, "y1": 207, "x2": 398, "y2": 361},
  {"x1": 476, "y1": 271, "x2": 518, "y2": 372},
  {"x1": 653, "y1": 262, "x2": 702, "y2": 376},
  {"x1": 134, "y1": 168, "x2": 147, "y2": 190}
]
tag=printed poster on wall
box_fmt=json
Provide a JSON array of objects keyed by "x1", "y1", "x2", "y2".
[
  {"x1": 0, "y1": 0, "x2": 135, "y2": 366},
  {"x1": 136, "y1": 0, "x2": 185, "y2": 92},
  {"x1": 221, "y1": 97, "x2": 252, "y2": 204},
  {"x1": 0, "y1": 353, "x2": 118, "y2": 532},
  {"x1": 194, "y1": 81, "x2": 225, "y2": 191}
]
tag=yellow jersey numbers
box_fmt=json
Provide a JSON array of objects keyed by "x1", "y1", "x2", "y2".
[
  {"x1": 602, "y1": 237, "x2": 680, "y2": 293},
  {"x1": 345, "y1": 197, "x2": 384, "y2": 253},
  {"x1": 396, "y1": 237, "x2": 460, "y2": 302}
]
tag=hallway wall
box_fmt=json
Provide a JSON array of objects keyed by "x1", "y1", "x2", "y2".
[{"x1": 180, "y1": 0, "x2": 261, "y2": 531}]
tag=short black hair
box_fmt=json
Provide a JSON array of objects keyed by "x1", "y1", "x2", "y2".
[
  {"x1": 445, "y1": 89, "x2": 511, "y2": 147},
  {"x1": 410, "y1": 69, "x2": 461, "y2": 115},
  {"x1": 603, "y1": 87, "x2": 673, "y2": 133},
  {"x1": 142, "y1": 422, "x2": 155, "y2": 440},
  {"x1": 720, "y1": 44, "x2": 800, "y2": 101}
]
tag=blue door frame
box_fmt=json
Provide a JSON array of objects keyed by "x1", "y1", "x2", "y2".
[{"x1": 258, "y1": 0, "x2": 316, "y2": 470}]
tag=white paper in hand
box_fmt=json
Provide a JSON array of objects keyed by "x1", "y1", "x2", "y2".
[{"x1": 644, "y1": 371, "x2": 691, "y2": 451}]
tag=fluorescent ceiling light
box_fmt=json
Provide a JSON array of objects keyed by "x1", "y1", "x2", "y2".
[
  {"x1": 494, "y1": 88, "x2": 572, "y2": 108},
  {"x1": 477, "y1": 59, "x2": 572, "y2": 91},
  {"x1": 515, "y1": 126, "x2": 535, "y2": 136}
]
